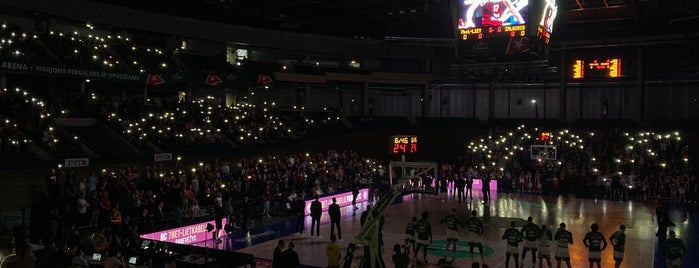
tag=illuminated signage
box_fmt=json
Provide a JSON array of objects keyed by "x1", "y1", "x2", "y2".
[
  {"x1": 457, "y1": 0, "x2": 529, "y2": 41},
  {"x1": 470, "y1": 178, "x2": 498, "y2": 191},
  {"x1": 390, "y1": 135, "x2": 418, "y2": 155},
  {"x1": 538, "y1": 0, "x2": 558, "y2": 34},
  {"x1": 304, "y1": 188, "x2": 369, "y2": 216},
  {"x1": 140, "y1": 218, "x2": 227, "y2": 245},
  {"x1": 572, "y1": 58, "x2": 622, "y2": 79}
]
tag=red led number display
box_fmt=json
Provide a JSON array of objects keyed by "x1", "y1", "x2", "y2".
[{"x1": 390, "y1": 135, "x2": 418, "y2": 155}]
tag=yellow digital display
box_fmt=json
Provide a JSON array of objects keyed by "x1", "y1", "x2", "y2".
[
  {"x1": 572, "y1": 58, "x2": 622, "y2": 79},
  {"x1": 572, "y1": 60, "x2": 584, "y2": 79},
  {"x1": 460, "y1": 25, "x2": 526, "y2": 40}
]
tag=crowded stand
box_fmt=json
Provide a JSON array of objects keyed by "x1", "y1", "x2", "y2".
[
  {"x1": 0, "y1": 87, "x2": 83, "y2": 158},
  {"x1": 1, "y1": 21, "x2": 174, "y2": 74},
  {"x1": 102, "y1": 99, "x2": 307, "y2": 149},
  {"x1": 17, "y1": 149, "x2": 383, "y2": 266},
  {"x1": 0, "y1": 82, "x2": 345, "y2": 157},
  {"x1": 0, "y1": 20, "x2": 346, "y2": 155},
  {"x1": 457, "y1": 125, "x2": 696, "y2": 203},
  {"x1": 0, "y1": 23, "x2": 56, "y2": 65}
]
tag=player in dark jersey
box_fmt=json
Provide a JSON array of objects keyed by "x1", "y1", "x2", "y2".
[
  {"x1": 583, "y1": 223, "x2": 607, "y2": 268},
  {"x1": 466, "y1": 210, "x2": 485, "y2": 265},
  {"x1": 608, "y1": 224, "x2": 626, "y2": 268},
  {"x1": 665, "y1": 231, "x2": 686, "y2": 268},
  {"x1": 521, "y1": 216, "x2": 540, "y2": 266},
  {"x1": 553, "y1": 222, "x2": 573, "y2": 268},
  {"x1": 404, "y1": 217, "x2": 418, "y2": 255},
  {"x1": 502, "y1": 221, "x2": 523, "y2": 268},
  {"x1": 414, "y1": 211, "x2": 432, "y2": 263},
  {"x1": 538, "y1": 224, "x2": 553, "y2": 268},
  {"x1": 441, "y1": 208, "x2": 465, "y2": 260}
]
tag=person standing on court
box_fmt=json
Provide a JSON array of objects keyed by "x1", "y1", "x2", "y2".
[
  {"x1": 455, "y1": 176, "x2": 466, "y2": 203},
  {"x1": 554, "y1": 222, "x2": 573, "y2": 268},
  {"x1": 538, "y1": 224, "x2": 553, "y2": 268},
  {"x1": 503, "y1": 221, "x2": 523, "y2": 268},
  {"x1": 465, "y1": 170, "x2": 474, "y2": 199},
  {"x1": 482, "y1": 175, "x2": 492, "y2": 204},
  {"x1": 352, "y1": 183, "x2": 360, "y2": 211},
  {"x1": 328, "y1": 197, "x2": 341, "y2": 240},
  {"x1": 466, "y1": 210, "x2": 485, "y2": 265},
  {"x1": 326, "y1": 234, "x2": 341, "y2": 268},
  {"x1": 310, "y1": 195, "x2": 322, "y2": 237},
  {"x1": 440, "y1": 208, "x2": 465, "y2": 261},
  {"x1": 293, "y1": 194, "x2": 305, "y2": 235},
  {"x1": 272, "y1": 239, "x2": 285, "y2": 268},
  {"x1": 583, "y1": 223, "x2": 607, "y2": 268},
  {"x1": 664, "y1": 231, "x2": 686, "y2": 268},
  {"x1": 414, "y1": 211, "x2": 432, "y2": 263},
  {"x1": 521, "y1": 216, "x2": 540, "y2": 266},
  {"x1": 404, "y1": 217, "x2": 418, "y2": 254},
  {"x1": 608, "y1": 224, "x2": 626, "y2": 268}
]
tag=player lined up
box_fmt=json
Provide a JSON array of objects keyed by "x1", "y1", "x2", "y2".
[{"x1": 400, "y1": 209, "x2": 663, "y2": 268}]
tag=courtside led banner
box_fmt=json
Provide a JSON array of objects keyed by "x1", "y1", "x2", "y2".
[
  {"x1": 304, "y1": 188, "x2": 369, "y2": 216},
  {"x1": 471, "y1": 178, "x2": 498, "y2": 191},
  {"x1": 140, "y1": 218, "x2": 226, "y2": 245}
]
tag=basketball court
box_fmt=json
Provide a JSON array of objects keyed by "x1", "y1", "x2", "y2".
[{"x1": 200, "y1": 189, "x2": 696, "y2": 268}]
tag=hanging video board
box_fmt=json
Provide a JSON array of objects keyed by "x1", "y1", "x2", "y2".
[{"x1": 456, "y1": 0, "x2": 529, "y2": 41}]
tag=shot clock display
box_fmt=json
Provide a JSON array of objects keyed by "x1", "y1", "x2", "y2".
[
  {"x1": 456, "y1": 0, "x2": 529, "y2": 41},
  {"x1": 390, "y1": 135, "x2": 418, "y2": 155},
  {"x1": 572, "y1": 58, "x2": 622, "y2": 79}
]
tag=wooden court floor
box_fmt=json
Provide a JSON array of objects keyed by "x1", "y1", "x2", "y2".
[{"x1": 231, "y1": 191, "x2": 692, "y2": 268}]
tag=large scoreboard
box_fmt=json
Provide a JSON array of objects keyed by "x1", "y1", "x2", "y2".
[
  {"x1": 456, "y1": 0, "x2": 530, "y2": 41},
  {"x1": 535, "y1": 0, "x2": 558, "y2": 44},
  {"x1": 454, "y1": 0, "x2": 557, "y2": 59}
]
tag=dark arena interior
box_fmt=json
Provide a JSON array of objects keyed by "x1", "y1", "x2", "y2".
[{"x1": 0, "y1": 0, "x2": 697, "y2": 267}]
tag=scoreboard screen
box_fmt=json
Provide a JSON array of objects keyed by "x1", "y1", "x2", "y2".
[
  {"x1": 572, "y1": 58, "x2": 622, "y2": 79},
  {"x1": 535, "y1": 0, "x2": 557, "y2": 44},
  {"x1": 537, "y1": 0, "x2": 557, "y2": 34},
  {"x1": 390, "y1": 135, "x2": 418, "y2": 155},
  {"x1": 456, "y1": 0, "x2": 529, "y2": 41}
]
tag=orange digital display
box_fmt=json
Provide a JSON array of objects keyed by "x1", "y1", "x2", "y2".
[
  {"x1": 540, "y1": 132, "x2": 551, "y2": 141},
  {"x1": 536, "y1": 26, "x2": 551, "y2": 44},
  {"x1": 390, "y1": 135, "x2": 418, "y2": 155},
  {"x1": 572, "y1": 58, "x2": 622, "y2": 79}
]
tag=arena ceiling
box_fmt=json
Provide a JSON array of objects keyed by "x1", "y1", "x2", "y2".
[{"x1": 91, "y1": 0, "x2": 699, "y2": 42}]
